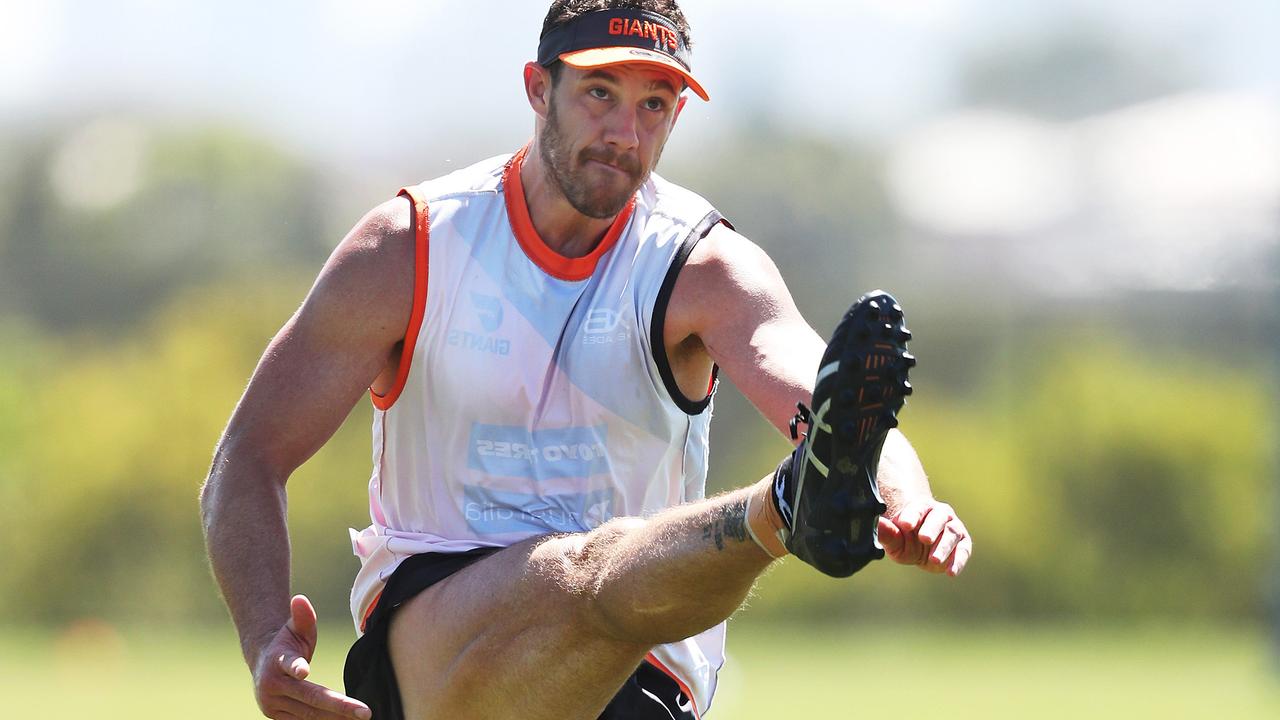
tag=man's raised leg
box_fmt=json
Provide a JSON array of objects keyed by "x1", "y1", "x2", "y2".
[
  {"x1": 387, "y1": 478, "x2": 777, "y2": 720},
  {"x1": 384, "y1": 290, "x2": 938, "y2": 719}
]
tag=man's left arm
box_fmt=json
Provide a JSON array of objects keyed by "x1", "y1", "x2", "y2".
[{"x1": 663, "y1": 222, "x2": 971, "y2": 576}]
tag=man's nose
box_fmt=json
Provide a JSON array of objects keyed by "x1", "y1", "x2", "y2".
[{"x1": 603, "y1": 106, "x2": 640, "y2": 150}]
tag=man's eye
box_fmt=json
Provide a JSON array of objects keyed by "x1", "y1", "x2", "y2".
[
  {"x1": 589, "y1": 87, "x2": 609, "y2": 100},
  {"x1": 644, "y1": 98, "x2": 667, "y2": 112}
]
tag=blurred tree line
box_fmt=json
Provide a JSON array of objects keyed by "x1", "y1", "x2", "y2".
[{"x1": 0, "y1": 114, "x2": 1271, "y2": 632}]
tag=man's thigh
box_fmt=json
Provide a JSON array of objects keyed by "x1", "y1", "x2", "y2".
[{"x1": 387, "y1": 536, "x2": 653, "y2": 720}]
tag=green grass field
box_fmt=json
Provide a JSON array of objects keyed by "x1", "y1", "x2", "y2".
[{"x1": 3, "y1": 621, "x2": 1277, "y2": 718}]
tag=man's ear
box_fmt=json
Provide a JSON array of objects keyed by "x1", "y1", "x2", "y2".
[
  {"x1": 671, "y1": 95, "x2": 689, "y2": 128},
  {"x1": 524, "y1": 62, "x2": 552, "y2": 120}
]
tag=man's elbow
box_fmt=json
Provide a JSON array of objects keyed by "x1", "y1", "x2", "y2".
[
  {"x1": 199, "y1": 437, "x2": 245, "y2": 538},
  {"x1": 199, "y1": 462, "x2": 224, "y2": 541}
]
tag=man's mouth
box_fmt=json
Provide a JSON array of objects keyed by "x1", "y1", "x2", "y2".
[
  {"x1": 582, "y1": 154, "x2": 639, "y2": 179},
  {"x1": 589, "y1": 160, "x2": 628, "y2": 177}
]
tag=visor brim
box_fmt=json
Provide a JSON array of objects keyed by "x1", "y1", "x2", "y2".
[{"x1": 559, "y1": 47, "x2": 710, "y2": 102}]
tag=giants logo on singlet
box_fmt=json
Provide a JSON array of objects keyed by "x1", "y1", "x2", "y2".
[{"x1": 448, "y1": 293, "x2": 511, "y2": 356}]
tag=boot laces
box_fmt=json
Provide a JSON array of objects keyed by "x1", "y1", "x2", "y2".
[{"x1": 789, "y1": 401, "x2": 812, "y2": 441}]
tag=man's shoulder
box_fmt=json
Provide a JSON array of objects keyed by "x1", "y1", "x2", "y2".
[
  {"x1": 346, "y1": 152, "x2": 516, "y2": 271},
  {"x1": 404, "y1": 153, "x2": 514, "y2": 204},
  {"x1": 335, "y1": 196, "x2": 416, "y2": 287},
  {"x1": 640, "y1": 172, "x2": 721, "y2": 234},
  {"x1": 645, "y1": 172, "x2": 714, "y2": 211}
]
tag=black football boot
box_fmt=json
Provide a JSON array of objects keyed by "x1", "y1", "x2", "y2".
[{"x1": 772, "y1": 290, "x2": 914, "y2": 577}]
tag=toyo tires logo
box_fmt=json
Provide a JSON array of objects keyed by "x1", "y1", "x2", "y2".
[{"x1": 467, "y1": 423, "x2": 610, "y2": 479}]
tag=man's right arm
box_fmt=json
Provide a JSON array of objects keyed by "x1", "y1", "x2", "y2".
[{"x1": 199, "y1": 195, "x2": 415, "y2": 719}]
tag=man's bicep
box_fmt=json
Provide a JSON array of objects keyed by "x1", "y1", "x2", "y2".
[
  {"x1": 718, "y1": 313, "x2": 827, "y2": 439},
  {"x1": 218, "y1": 199, "x2": 416, "y2": 478},
  {"x1": 672, "y1": 224, "x2": 826, "y2": 437}
]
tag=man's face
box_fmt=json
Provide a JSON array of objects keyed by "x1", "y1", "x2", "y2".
[{"x1": 538, "y1": 64, "x2": 684, "y2": 219}]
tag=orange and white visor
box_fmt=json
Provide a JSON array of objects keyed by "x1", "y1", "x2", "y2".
[{"x1": 537, "y1": 9, "x2": 709, "y2": 102}]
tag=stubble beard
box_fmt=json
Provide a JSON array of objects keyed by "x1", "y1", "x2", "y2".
[{"x1": 539, "y1": 100, "x2": 656, "y2": 220}]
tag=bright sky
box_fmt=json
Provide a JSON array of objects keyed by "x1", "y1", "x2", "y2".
[
  {"x1": 2, "y1": 0, "x2": 1276, "y2": 162},
  {"x1": 4, "y1": 0, "x2": 1276, "y2": 293}
]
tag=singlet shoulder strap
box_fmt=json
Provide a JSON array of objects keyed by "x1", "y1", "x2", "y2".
[
  {"x1": 370, "y1": 186, "x2": 431, "y2": 411},
  {"x1": 649, "y1": 210, "x2": 728, "y2": 416}
]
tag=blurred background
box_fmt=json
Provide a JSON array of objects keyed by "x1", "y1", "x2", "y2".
[{"x1": 1, "y1": 0, "x2": 1277, "y2": 717}]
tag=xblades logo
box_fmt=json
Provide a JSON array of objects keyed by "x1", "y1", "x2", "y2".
[
  {"x1": 471, "y1": 293, "x2": 504, "y2": 332},
  {"x1": 583, "y1": 309, "x2": 628, "y2": 345}
]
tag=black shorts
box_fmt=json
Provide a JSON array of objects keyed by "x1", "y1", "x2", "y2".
[{"x1": 343, "y1": 548, "x2": 698, "y2": 720}]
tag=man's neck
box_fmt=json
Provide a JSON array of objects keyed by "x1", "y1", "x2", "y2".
[{"x1": 519, "y1": 146, "x2": 617, "y2": 259}]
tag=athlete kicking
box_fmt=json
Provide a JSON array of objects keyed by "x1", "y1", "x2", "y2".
[{"x1": 200, "y1": 2, "x2": 972, "y2": 718}]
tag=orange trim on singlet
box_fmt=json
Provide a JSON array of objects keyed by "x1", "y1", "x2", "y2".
[
  {"x1": 644, "y1": 652, "x2": 702, "y2": 719},
  {"x1": 359, "y1": 589, "x2": 385, "y2": 634},
  {"x1": 502, "y1": 145, "x2": 636, "y2": 282},
  {"x1": 370, "y1": 187, "x2": 430, "y2": 411}
]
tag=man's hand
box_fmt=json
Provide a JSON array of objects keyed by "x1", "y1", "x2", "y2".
[
  {"x1": 252, "y1": 595, "x2": 372, "y2": 720},
  {"x1": 877, "y1": 501, "x2": 971, "y2": 577}
]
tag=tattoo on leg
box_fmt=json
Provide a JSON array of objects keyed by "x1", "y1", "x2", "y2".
[{"x1": 702, "y1": 498, "x2": 750, "y2": 551}]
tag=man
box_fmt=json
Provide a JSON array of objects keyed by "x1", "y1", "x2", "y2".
[{"x1": 200, "y1": 2, "x2": 972, "y2": 719}]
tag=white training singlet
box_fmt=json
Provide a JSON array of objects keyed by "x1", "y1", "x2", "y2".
[{"x1": 348, "y1": 146, "x2": 727, "y2": 715}]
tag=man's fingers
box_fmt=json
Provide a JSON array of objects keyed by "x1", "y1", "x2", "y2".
[
  {"x1": 276, "y1": 653, "x2": 311, "y2": 681},
  {"x1": 929, "y1": 524, "x2": 962, "y2": 567},
  {"x1": 893, "y1": 504, "x2": 926, "y2": 534},
  {"x1": 948, "y1": 539, "x2": 972, "y2": 577},
  {"x1": 280, "y1": 676, "x2": 373, "y2": 720},
  {"x1": 924, "y1": 518, "x2": 973, "y2": 576},
  {"x1": 270, "y1": 695, "x2": 359, "y2": 720},
  {"x1": 876, "y1": 516, "x2": 903, "y2": 555},
  {"x1": 264, "y1": 705, "x2": 304, "y2": 720},
  {"x1": 915, "y1": 504, "x2": 954, "y2": 546},
  {"x1": 883, "y1": 501, "x2": 972, "y2": 574},
  {"x1": 945, "y1": 522, "x2": 973, "y2": 576},
  {"x1": 881, "y1": 520, "x2": 931, "y2": 566},
  {"x1": 288, "y1": 595, "x2": 319, "y2": 650},
  {"x1": 258, "y1": 608, "x2": 371, "y2": 720}
]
